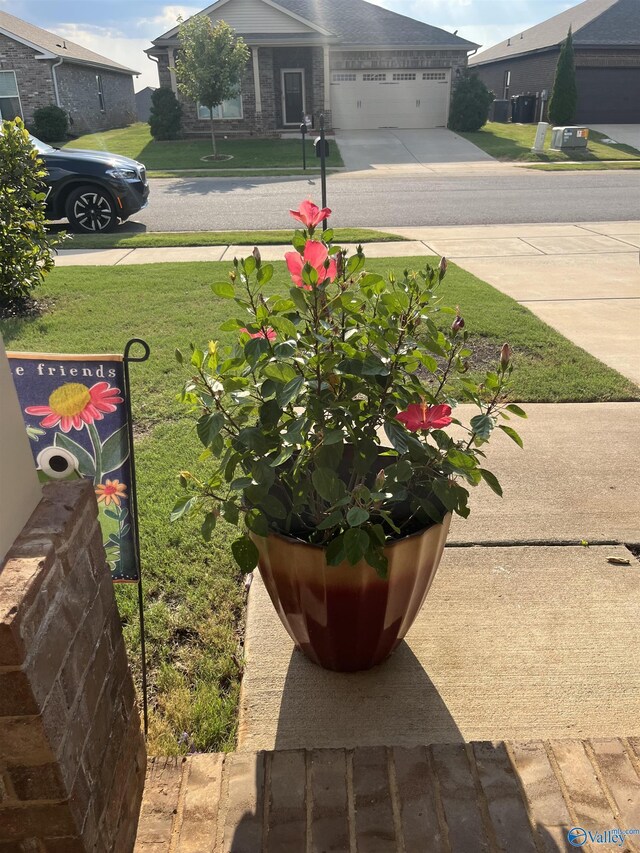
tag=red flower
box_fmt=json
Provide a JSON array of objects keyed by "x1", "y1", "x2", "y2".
[
  {"x1": 289, "y1": 199, "x2": 331, "y2": 230},
  {"x1": 26, "y1": 381, "x2": 124, "y2": 433},
  {"x1": 285, "y1": 241, "x2": 338, "y2": 291},
  {"x1": 240, "y1": 327, "x2": 276, "y2": 341},
  {"x1": 396, "y1": 402, "x2": 452, "y2": 433}
]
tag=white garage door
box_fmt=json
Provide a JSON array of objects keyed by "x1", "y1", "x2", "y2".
[{"x1": 330, "y1": 70, "x2": 450, "y2": 130}]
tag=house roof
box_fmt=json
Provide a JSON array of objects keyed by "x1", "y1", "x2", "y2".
[
  {"x1": 470, "y1": 0, "x2": 640, "y2": 66},
  {"x1": 151, "y1": 0, "x2": 478, "y2": 50},
  {"x1": 0, "y1": 10, "x2": 139, "y2": 74}
]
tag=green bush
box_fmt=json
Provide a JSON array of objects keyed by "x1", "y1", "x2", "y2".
[
  {"x1": 0, "y1": 118, "x2": 63, "y2": 317},
  {"x1": 548, "y1": 28, "x2": 578, "y2": 127},
  {"x1": 448, "y1": 71, "x2": 494, "y2": 133},
  {"x1": 32, "y1": 104, "x2": 69, "y2": 142},
  {"x1": 149, "y1": 87, "x2": 182, "y2": 140}
]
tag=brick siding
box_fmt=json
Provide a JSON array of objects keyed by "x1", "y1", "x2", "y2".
[
  {"x1": 0, "y1": 33, "x2": 55, "y2": 124},
  {"x1": 0, "y1": 481, "x2": 146, "y2": 852}
]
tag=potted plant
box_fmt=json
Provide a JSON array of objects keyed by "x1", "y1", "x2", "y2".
[{"x1": 175, "y1": 201, "x2": 525, "y2": 672}]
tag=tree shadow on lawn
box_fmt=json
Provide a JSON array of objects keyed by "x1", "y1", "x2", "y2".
[{"x1": 158, "y1": 174, "x2": 321, "y2": 196}]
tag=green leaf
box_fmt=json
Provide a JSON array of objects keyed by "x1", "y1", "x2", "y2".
[
  {"x1": 384, "y1": 421, "x2": 408, "y2": 455},
  {"x1": 263, "y1": 362, "x2": 298, "y2": 384},
  {"x1": 231, "y1": 537, "x2": 259, "y2": 573},
  {"x1": 289, "y1": 287, "x2": 308, "y2": 313},
  {"x1": 365, "y1": 548, "x2": 388, "y2": 579},
  {"x1": 506, "y1": 404, "x2": 527, "y2": 418},
  {"x1": 269, "y1": 315, "x2": 297, "y2": 339},
  {"x1": 100, "y1": 424, "x2": 130, "y2": 475},
  {"x1": 325, "y1": 535, "x2": 346, "y2": 566},
  {"x1": 498, "y1": 424, "x2": 524, "y2": 448},
  {"x1": 53, "y1": 433, "x2": 95, "y2": 479},
  {"x1": 276, "y1": 375, "x2": 304, "y2": 408},
  {"x1": 345, "y1": 253, "x2": 365, "y2": 277},
  {"x1": 312, "y1": 467, "x2": 344, "y2": 503},
  {"x1": 479, "y1": 469, "x2": 503, "y2": 497},
  {"x1": 175, "y1": 348, "x2": 184, "y2": 365},
  {"x1": 219, "y1": 318, "x2": 243, "y2": 331},
  {"x1": 212, "y1": 281, "x2": 235, "y2": 299},
  {"x1": 201, "y1": 512, "x2": 217, "y2": 542},
  {"x1": 246, "y1": 509, "x2": 269, "y2": 536},
  {"x1": 245, "y1": 337, "x2": 270, "y2": 365},
  {"x1": 171, "y1": 496, "x2": 197, "y2": 522},
  {"x1": 470, "y1": 414, "x2": 493, "y2": 441},
  {"x1": 222, "y1": 501, "x2": 240, "y2": 525},
  {"x1": 344, "y1": 528, "x2": 370, "y2": 565},
  {"x1": 317, "y1": 510, "x2": 344, "y2": 531},
  {"x1": 256, "y1": 264, "x2": 273, "y2": 285},
  {"x1": 447, "y1": 449, "x2": 476, "y2": 470},
  {"x1": 197, "y1": 412, "x2": 225, "y2": 447},
  {"x1": 347, "y1": 506, "x2": 369, "y2": 527}
]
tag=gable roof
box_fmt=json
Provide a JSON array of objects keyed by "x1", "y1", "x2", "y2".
[
  {"x1": 0, "y1": 10, "x2": 138, "y2": 74},
  {"x1": 470, "y1": 0, "x2": 640, "y2": 66},
  {"x1": 151, "y1": 0, "x2": 478, "y2": 50}
]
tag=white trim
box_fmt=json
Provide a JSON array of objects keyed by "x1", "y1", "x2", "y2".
[
  {"x1": 330, "y1": 44, "x2": 474, "y2": 52},
  {"x1": 0, "y1": 70, "x2": 23, "y2": 120},
  {"x1": 252, "y1": 47, "x2": 262, "y2": 113},
  {"x1": 51, "y1": 57, "x2": 63, "y2": 107},
  {"x1": 168, "y1": 48, "x2": 177, "y2": 94},
  {"x1": 0, "y1": 26, "x2": 55, "y2": 59},
  {"x1": 323, "y1": 45, "x2": 331, "y2": 111},
  {"x1": 158, "y1": 0, "x2": 333, "y2": 40},
  {"x1": 280, "y1": 67, "x2": 305, "y2": 125}
]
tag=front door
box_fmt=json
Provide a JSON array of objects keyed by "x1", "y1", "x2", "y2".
[{"x1": 282, "y1": 69, "x2": 305, "y2": 125}]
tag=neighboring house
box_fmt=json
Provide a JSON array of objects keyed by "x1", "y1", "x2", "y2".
[
  {"x1": 470, "y1": 0, "x2": 640, "y2": 124},
  {"x1": 136, "y1": 86, "x2": 157, "y2": 122},
  {"x1": 0, "y1": 10, "x2": 138, "y2": 133},
  {"x1": 146, "y1": 0, "x2": 478, "y2": 135}
]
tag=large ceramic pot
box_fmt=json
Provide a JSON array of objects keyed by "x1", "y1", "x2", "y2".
[{"x1": 250, "y1": 514, "x2": 451, "y2": 672}]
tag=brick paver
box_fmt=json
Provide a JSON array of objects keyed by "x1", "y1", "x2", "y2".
[{"x1": 135, "y1": 738, "x2": 640, "y2": 852}]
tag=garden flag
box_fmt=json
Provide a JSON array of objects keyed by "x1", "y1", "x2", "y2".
[{"x1": 8, "y1": 352, "x2": 138, "y2": 581}]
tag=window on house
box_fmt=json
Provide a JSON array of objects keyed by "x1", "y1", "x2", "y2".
[
  {"x1": 0, "y1": 71, "x2": 22, "y2": 120},
  {"x1": 197, "y1": 94, "x2": 243, "y2": 120},
  {"x1": 503, "y1": 70, "x2": 511, "y2": 99},
  {"x1": 96, "y1": 75, "x2": 105, "y2": 112}
]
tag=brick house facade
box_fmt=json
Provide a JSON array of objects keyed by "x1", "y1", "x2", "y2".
[
  {"x1": 0, "y1": 10, "x2": 137, "y2": 133},
  {"x1": 148, "y1": 0, "x2": 477, "y2": 136}
]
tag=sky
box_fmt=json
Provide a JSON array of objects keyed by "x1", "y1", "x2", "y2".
[{"x1": 1, "y1": 0, "x2": 575, "y2": 91}]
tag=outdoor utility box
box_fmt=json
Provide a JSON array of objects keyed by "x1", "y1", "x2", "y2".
[
  {"x1": 489, "y1": 99, "x2": 509, "y2": 122},
  {"x1": 511, "y1": 94, "x2": 536, "y2": 123},
  {"x1": 550, "y1": 126, "x2": 589, "y2": 150},
  {"x1": 315, "y1": 137, "x2": 330, "y2": 158}
]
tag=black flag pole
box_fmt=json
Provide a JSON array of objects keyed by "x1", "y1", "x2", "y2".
[{"x1": 123, "y1": 338, "x2": 151, "y2": 737}]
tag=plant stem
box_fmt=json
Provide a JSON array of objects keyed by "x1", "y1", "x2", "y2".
[{"x1": 87, "y1": 422, "x2": 103, "y2": 483}]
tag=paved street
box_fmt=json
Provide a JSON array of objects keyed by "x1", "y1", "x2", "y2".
[{"x1": 131, "y1": 170, "x2": 640, "y2": 231}]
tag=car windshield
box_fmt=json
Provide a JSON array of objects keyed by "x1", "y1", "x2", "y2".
[{"x1": 29, "y1": 134, "x2": 55, "y2": 154}]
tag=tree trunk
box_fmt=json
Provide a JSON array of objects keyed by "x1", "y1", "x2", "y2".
[{"x1": 209, "y1": 114, "x2": 217, "y2": 156}]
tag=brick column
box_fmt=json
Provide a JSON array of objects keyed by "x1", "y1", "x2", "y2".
[{"x1": 0, "y1": 480, "x2": 146, "y2": 852}]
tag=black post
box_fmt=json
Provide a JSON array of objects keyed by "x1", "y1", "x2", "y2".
[
  {"x1": 123, "y1": 337, "x2": 151, "y2": 738},
  {"x1": 300, "y1": 112, "x2": 307, "y2": 171},
  {"x1": 320, "y1": 113, "x2": 328, "y2": 232}
]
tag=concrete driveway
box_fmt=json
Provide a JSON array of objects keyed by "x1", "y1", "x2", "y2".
[
  {"x1": 590, "y1": 124, "x2": 640, "y2": 150},
  {"x1": 335, "y1": 128, "x2": 495, "y2": 172}
]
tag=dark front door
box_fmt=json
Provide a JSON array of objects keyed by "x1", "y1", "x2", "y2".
[{"x1": 283, "y1": 70, "x2": 304, "y2": 125}]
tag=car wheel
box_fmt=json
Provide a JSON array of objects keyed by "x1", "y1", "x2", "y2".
[{"x1": 65, "y1": 186, "x2": 118, "y2": 233}]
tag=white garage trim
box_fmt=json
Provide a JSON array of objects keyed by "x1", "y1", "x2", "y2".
[{"x1": 330, "y1": 68, "x2": 451, "y2": 130}]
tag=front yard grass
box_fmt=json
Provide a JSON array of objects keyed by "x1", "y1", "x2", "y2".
[
  {"x1": 2, "y1": 258, "x2": 637, "y2": 755},
  {"x1": 64, "y1": 229, "x2": 404, "y2": 250},
  {"x1": 459, "y1": 122, "x2": 640, "y2": 163},
  {"x1": 59, "y1": 122, "x2": 344, "y2": 173}
]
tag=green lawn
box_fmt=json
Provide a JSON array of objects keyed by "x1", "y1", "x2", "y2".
[
  {"x1": 59, "y1": 122, "x2": 343, "y2": 174},
  {"x1": 64, "y1": 229, "x2": 404, "y2": 250},
  {"x1": 526, "y1": 161, "x2": 640, "y2": 172},
  {"x1": 3, "y1": 258, "x2": 636, "y2": 754},
  {"x1": 459, "y1": 122, "x2": 640, "y2": 163}
]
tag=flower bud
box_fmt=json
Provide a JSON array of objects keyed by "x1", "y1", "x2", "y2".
[
  {"x1": 335, "y1": 250, "x2": 344, "y2": 278},
  {"x1": 452, "y1": 308, "x2": 465, "y2": 333},
  {"x1": 374, "y1": 469, "x2": 386, "y2": 491},
  {"x1": 252, "y1": 246, "x2": 261, "y2": 267},
  {"x1": 500, "y1": 343, "x2": 512, "y2": 370},
  {"x1": 229, "y1": 270, "x2": 237, "y2": 282},
  {"x1": 439, "y1": 256, "x2": 447, "y2": 276}
]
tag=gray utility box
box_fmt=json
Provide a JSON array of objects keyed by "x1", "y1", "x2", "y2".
[{"x1": 550, "y1": 126, "x2": 589, "y2": 150}]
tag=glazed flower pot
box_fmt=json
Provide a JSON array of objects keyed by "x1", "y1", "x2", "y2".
[{"x1": 250, "y1": 513, "x2": 451, "y2": 672}]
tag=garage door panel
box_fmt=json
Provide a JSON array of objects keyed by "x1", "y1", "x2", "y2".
[
  {"x1": 331, "y1": 69, "x2": 450, "y2": 130},
  {"x1": 575, "y1": 68, "x2": 640, "y2": 123}
]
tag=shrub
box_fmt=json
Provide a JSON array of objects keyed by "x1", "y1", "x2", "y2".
[
  {"x1": 149, "y1": 87, "x2": 183, "y2": 140},
  {"x1": 32, "y1": 104, "x2": 68, "y2": 142},
  {"x1": 448, "y1": 71, "x2": 494, "y2": 133},
  {"x1": 548, "y1": 28, "x2": 578, "y2": 127},
  {"x1": 0, "y1": 118, "x2": 63, "y2": 317}
]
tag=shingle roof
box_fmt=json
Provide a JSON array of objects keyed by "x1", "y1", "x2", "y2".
[
  {"x1": 0, "y1": 10, "x2": 138, "y2": 74},
  {"x1": 152, "y1": 0, "x2": 478, "y2": 50},
  {"x1": 470, "y1": 0, "x2": 640, "y2": 66}
]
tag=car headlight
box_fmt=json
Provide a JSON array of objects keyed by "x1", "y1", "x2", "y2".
[{"x1": 106, "y1": 167, "x2": 138, "y2": 181}]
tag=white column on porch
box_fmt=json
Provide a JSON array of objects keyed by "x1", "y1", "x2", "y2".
[
  {"x1": 252, "y1": 47, "x2": 262, "y2": 114},
  {"x1": 323, "y1": 45, "x2": 331, "y2": 112},
  {"x1": 169, "y1": 48, "x2": 178, "y2": 94}
]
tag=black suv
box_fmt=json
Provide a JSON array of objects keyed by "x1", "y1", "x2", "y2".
[{"x1": 30, "y1": 134, "x2": 149, "y2": 234}]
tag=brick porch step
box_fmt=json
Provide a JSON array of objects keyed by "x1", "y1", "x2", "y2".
[{"x1": 134, "y1": 738, "x2": 640, "y2": 852}]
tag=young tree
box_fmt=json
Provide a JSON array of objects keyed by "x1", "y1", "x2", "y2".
[
  {"x1": 548, "y1": 28, "x2": 578, "y2": 126},
  {"x1": 447, "y1": 70, "x2": 494, "y2": 133},
  {"x1": 0, "y1": 118, "x2": 64, "y2": 317},
  {"x1": 149, "y1": 87, "x2": 182, "y2": 140},
  {"x1": 175, "y1": 16, "x2": 249, "y2": 156}
]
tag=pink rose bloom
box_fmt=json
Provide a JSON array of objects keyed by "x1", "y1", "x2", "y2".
[
  {"x1": 285, "y1": 240, "x2": 337, "y2": 291},
  {"x1": 396, "y1": 402, "x2": 452, "y2": 433},
  {"x1": 289, "y1": 199, "x2": 331, "y2": 229}
]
